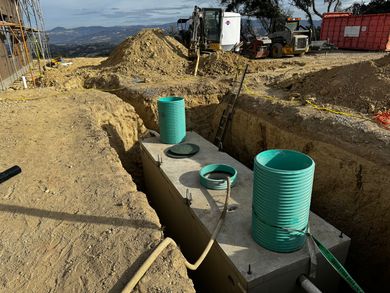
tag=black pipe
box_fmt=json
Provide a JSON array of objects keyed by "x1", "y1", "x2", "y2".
[{"x1": 0, "y1": 166, "x2": 22, "y2": 184}]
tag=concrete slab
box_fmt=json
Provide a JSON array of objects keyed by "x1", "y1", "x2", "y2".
[{"x1": 141, "y1": 132, "x2": 351, "y2": 292}]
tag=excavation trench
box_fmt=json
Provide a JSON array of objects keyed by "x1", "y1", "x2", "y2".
[
  {"x1": 214, "y1": 95, "x2": 390, "y2": 293},
  {"x1": 89, "y1": 77, "x2": 389, "y2": 292}
]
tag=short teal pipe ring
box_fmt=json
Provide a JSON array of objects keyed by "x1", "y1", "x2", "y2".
[{"x1": 199, "y1": 164, "x2": 238, "y2": 190}]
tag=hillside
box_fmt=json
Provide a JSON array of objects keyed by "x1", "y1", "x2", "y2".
[
  {"x1": 47, "y1": 24, "x2": 176, "y2": 58},
  {"x1": 47, "y1": 24, "x2": 175, "y2": 45}
]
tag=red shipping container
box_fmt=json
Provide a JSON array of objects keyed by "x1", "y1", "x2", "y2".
[{"x1": 320, "y1": 12, "x2": 390, "y2": 51}]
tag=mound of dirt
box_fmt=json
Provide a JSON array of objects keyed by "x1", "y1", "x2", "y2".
[
  {"x1": 198, "y1": 52, "x2": 247, "y2": 76},
  {"x1": 280, "y1": 54, "x2": 390, "y2": 113},
  {"x1": 100, "y1": 29, "x2": 189, "y2": 79},
  {"x1": 196, "y1": 51, "x2": 290, "y2": 77}
]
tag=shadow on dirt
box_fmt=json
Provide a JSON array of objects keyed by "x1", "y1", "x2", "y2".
[{"x1": 0, "y1": 203, "x2": 159, "y2": 229}]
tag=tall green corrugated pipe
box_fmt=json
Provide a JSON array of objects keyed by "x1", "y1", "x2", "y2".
[
  {"x1": 157, "y1": 96, "x2": 186, "y2": 144},
  {"x1": 252, "y1": 149, "x2": 315, "y2": 253}
]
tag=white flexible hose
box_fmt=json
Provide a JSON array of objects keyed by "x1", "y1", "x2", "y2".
[
  {"x1": 299, "y1": 275, "x2": 322, "y2": 293},
  {"x1": 121, "y1": 177, "x2": 231, "y2": 293}
]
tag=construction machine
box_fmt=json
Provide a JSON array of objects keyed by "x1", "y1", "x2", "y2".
[
  {"x1": 268, "y1": 18, "x2": 311, "y2": 58},
  {"x1": 176, "y1": 18, "x2": 192, "y2": 48},
  {"x1": 240, "y1": 36, "x2": 272, "y2": 59},
  {"x1": 177, "y1": 6, "x2": 241, "y2": 59}
]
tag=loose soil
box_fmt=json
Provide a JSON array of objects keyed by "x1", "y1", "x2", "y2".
[
  {"x1": 100, "y1": 29, "x2": 189, "y2": 81},
  {"x1": 278, "y1": 54, "x2": 390, "y2": 113}
]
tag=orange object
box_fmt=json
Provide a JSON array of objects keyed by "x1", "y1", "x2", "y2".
[
  {"x1": 375, "y1": 111, "x2": 390, "y2": 129},
  {"x1": 287, "y1": 17, "x2": 301, "y2": 21},
  {"x1": 323, "y1": 12, "x2": 352, "y2": 18}
]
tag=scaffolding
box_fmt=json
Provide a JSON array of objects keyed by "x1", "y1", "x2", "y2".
[{"x1": 0, "y1": 0, "x2": 50, "y2": 90}]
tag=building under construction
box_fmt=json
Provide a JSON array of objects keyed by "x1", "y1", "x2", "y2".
[{"x1": 0, "y1": 0, "x2": 49, "y2": 90}]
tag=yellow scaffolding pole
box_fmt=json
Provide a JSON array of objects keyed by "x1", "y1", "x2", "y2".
[{"x1": 14, "y1": 0, "x2": 35, "y2": 86}]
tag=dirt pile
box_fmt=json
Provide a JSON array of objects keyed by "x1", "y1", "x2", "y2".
[
  {"x1": 100, "y1": 29, "x2": 189, "y2": 79},
  {"x1": 197, "y1": 52, "x2": 300, "y2": 77},
  {"x1": 279, "y1": 54, "x2": 390, "y2": 113},
  {"x1": 198, "y1": 51, "x2": 247, "y2": 76}
]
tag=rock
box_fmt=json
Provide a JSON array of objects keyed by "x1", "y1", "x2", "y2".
[
  {"x1": 288, "y1": 92, "x2": 302, "y2": 102},
  {"x1": 320, "y1": 88, "x2": 329, "y2": 96}
]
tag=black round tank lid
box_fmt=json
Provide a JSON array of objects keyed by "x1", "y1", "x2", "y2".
[
  {"x1": 166, "y1": 143, "x2": 200, "y2": 159},
  {"x1": 169, "y1": 143, "x2": 200, "y2": 156}
]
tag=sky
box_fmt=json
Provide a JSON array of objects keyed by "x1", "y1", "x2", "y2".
[{"x1": 40, "y1": 0, "x2": 360, "y2": 29}]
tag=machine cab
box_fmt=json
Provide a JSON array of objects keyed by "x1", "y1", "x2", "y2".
[{"x1": 201, "y1": 8, "x2": 223, "y2": 50}]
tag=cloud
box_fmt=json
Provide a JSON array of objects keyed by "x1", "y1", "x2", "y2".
[
  {"x1": 101, "y1": 4, "x2": 194, "y2": 18},
  {"x1": 40, "y1": 0, "x2": 220, "y2": 29},
  {"x1": 67, "y1": 4, "x2": 197, "y2": 27},
  {"x1": 73, "y1": 9, "x2": 100, "y2": 16}
]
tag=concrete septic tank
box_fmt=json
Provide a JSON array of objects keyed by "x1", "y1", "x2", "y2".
[{"x1": 141, "y1": 132, "x2": 350, "y2": 293}]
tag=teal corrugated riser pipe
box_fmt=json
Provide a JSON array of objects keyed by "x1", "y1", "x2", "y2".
[
  {"x1": 157, "y1": 97, "x2": 186, "y2": 144},
  {"x1": 252, "y1": 149, "x2": 315, "y2": 253}
]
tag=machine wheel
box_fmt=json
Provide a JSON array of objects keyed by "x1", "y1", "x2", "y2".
[
  {"x1": 271, "y1": 43, "x2": 283, "y2": 58},
  {"x1": 295, "y1": 53, "x2": 305, "y2": 57}
]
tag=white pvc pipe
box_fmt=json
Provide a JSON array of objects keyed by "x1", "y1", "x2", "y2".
[
  {"x1": 22, "y1": 76, "x2": 28, "y2": 89},
  {"x1": 299, "y1": 275, "x2": 322, "y2": 293}
]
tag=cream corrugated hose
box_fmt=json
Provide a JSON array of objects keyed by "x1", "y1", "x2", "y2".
[{"x1": 121, "y1": 177, "x2": 232, "y2": 293}]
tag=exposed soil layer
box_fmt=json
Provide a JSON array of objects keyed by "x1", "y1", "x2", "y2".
[
  {"x1": 0, "y1": 88, "x2": 194, "y2": 292},
  {"x1": 278, "y1": 54, "x2": 390, "y2": 113},
  {"x1": 41, "y1": 58, "x2": 106, "y2": 90},
  {"x1": 212, "y1": 95, "x2": 390, "y2": 291},
  {"x1": 85, "y1": 75, "x2": 231, "y2": 140}
]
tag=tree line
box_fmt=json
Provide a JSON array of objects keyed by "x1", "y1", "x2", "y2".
[{"x1": 221, "y1": 0, "x2": 390, "y2": 32}]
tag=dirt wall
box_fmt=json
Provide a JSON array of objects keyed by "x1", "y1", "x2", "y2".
[
  {"x1": 212, "y1": 95, "x2": 390, "y2": 291},
  {"x1": 85, "y1": 75, "x2": 231, "y2": 141}
]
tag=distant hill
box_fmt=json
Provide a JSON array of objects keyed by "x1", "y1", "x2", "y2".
[
  {"x1": 47, "y1": 24, "x2": 175, "y2": 46},
  {"x1": 49, "y1": 43, "x2": 115, "y2": 58},
  {"x1": 47, "y1": 23, "x2": 176, "y2": 58}
]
